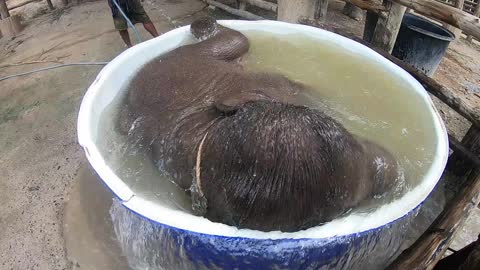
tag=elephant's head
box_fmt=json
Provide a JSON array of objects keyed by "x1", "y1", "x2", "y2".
[{"x1": 192, "y1": 98, "x2": 399, "y2": 232}]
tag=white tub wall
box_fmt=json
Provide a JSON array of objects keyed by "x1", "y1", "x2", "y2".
[{"x1": 77, "y1": 20, "x2": 449, "y2": 239}]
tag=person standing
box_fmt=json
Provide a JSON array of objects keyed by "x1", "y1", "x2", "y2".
[{"x1": 108, "y1": 0, "x2": 159, "y2": 47}]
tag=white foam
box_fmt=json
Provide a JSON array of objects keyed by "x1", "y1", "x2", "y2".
[{"x1": 77, "y1": 20, "x2": 449, "y2": 239}]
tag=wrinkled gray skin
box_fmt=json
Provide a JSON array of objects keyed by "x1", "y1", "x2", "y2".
[{"x1": 119, "y1": 17, "x2": 400, "y2": 232}]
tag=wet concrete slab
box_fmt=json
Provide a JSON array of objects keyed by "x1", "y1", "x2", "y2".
[{"x1": 64, "y1": 163, "x2": 131, "y2": 270}]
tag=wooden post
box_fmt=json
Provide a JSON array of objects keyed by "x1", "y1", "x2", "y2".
[
  {"x1": 46, "y1": 0, "x2": 54, "y2": 10},
  {"x1": 0, "y1": 0, "x2": 10, "y2": 19},
  {"x1": 370, "y1": 0, "x2": 406, "y2": 53},
  {"x1": 447, "y1": 126, "x2": 480, "y2": 176},
  {"x1": 0, "y1": 0, "x2": 23, "y2": 38},
  {"x1": 315, "y1": 0, "x2": 329, "y2": 22},
  {"x1": 277, "y1": 0, "x2": 316, "y2": 23},
  {"x1": 467, "y1": 3, "x2": 480, "y2": 42},
  {"x1": 433, "y1": 236, "x2": 480, "y2": 270},
  {"x1": 342, "y1": 2, "x2": 363, "y2": 21},
  {"x1": 337, "y1": 0, "x2": 480, "y2": 42},
  {"x1": 238, "y1": 0, "x2": 246, "y2": 10},
  {"x1": 364, "y1": 10, "x2": 379, "y2": 42},
  {"x1": 8, "y1": 0, "x2": 43, "y2": 11},
  {"x1": 0, "y1": 15, "x2": 23, "y2": 37},
  {"x1": 387, "y1": 169, "x2": 480, "y2": 270},
  {"x1": 240, "y1": 0, "x2": 277, "y2": 12},
  {"x1": 444, "y1": 0, "x2": 465, "y2": 40}
]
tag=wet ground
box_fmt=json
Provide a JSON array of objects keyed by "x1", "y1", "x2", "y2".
[
  {"x1": 0, "y1": 0, "x2": 479, "y2": 269},
  {"x1": 64, "y1": 163, "x2": 129, "y2": 270}
]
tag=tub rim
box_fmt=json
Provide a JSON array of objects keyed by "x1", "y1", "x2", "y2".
[
  {"x1": 402, "y1": 13, "x2": 455, "y2": 42},
  {"x1": 77, "y1": 19, "x2": 449, "y2": 240}
]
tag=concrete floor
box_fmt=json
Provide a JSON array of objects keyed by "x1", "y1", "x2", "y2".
[{"x1": 0, "y1": 1, "x2": 215, "y2": 269}]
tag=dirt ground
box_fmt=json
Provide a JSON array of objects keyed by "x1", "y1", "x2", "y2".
[
  {"x1": 0, "y1": 0, "x2": 478, "y2": 269},
  {"x1": 0, "y1": 1, "x2": 217, "y2": 269}
]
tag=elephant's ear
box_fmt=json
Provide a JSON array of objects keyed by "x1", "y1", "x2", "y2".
[{"x1": 214, "y1": 91, "x2": 273, "y2": 114}]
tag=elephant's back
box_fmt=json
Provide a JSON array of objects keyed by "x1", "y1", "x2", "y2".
[{"x1": 127, "y1": 51, "x2": 239, "y2": 114}]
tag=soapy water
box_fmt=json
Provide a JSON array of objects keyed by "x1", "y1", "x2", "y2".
[{"x1": 96, "y1": 30, "x2": 437, "y2": 220}]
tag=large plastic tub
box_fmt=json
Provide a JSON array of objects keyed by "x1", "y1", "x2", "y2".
[
  {"x1": 392, "y1": 13, "x2": 455, "y2": 76},
  {"x1": 77, "y1": 20, "x2": 449, "y2": 270}
]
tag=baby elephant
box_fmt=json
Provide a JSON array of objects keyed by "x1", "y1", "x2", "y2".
[{"x1": 119, "y1": 17, "x2": 400, "y2": 232}]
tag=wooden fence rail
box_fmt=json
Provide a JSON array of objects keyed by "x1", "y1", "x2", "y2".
[
  {"x1": 205, "y1": 0, "x2": 480, "y2": 42},
  {"x1": 391, "y1": 0, "x2": 480, "y2": 40}
]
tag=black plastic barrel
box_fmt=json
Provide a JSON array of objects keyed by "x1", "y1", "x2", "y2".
[{"x1": 392, "y1": 13, "x2": 455, "y2": 76}]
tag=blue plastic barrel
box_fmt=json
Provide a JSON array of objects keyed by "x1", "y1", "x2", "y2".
[{"x1": 392, "y1": 13, "x2": 455, "y2": 76}]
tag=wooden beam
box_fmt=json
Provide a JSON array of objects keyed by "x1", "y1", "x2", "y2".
[
  {"x1": 364, "y1": 10, "x2": 379, "y2": 42},
  {"x1": 315, "y1": 0, "x2": 329, "y2": 22},
  {"x1": 342, "y1": 0, "x2": 388, "y2": 14},
  {"x1": 387, "y1": 169, "x2": 480, "y2": 269},
  {"x1": 277, "y1": 0, "x2": 316, "y2": 23},
  {"x1": 204, "y1": 0, "x2": 264, "y2": 20},
  {"x1": 474, "y1": 3, "x2": 480, "y2": 16},
  {"x1": 0, "y1": 14, "x2": 22, "y2": 37},
  {"x1": 244, "y1": 0, "x2": 277, "y2": 12},
  {"x1": 370, "y1": 0, "x2": 406, "y2": 52},
  {"x1": 384, "y1": 54, "x2": 480, "y2": 130},
  {"x1": 342, "y1": 2, "x2": 364, "y2": 20},
  {"x1": 0, "y1": 0, "x2": 10, "y2": 19},
  {"x1": 390, "y1": 0, "x2": 480, "y2": 41},
  {"x1": 466, "y1": 3, "x2": 480, "y2": 41},
  {"x1": 8, "y1": 0, "x2": 42, "y2": 11}
]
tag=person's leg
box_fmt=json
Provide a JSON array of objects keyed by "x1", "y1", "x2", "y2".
[
  {"x1": 113, "y1": 15, "x2": 132, "y2": 47},
  {"x1": 143, "y1": 22, "x2": 159, "y2": 38},
  {"x1": 119, "y1": 30, "x2": 132, "y2": 47}
]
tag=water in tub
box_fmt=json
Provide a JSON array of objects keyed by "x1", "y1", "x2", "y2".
[{"x1": 97, "y1": 31, "x2": 437, "y2": 220}]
